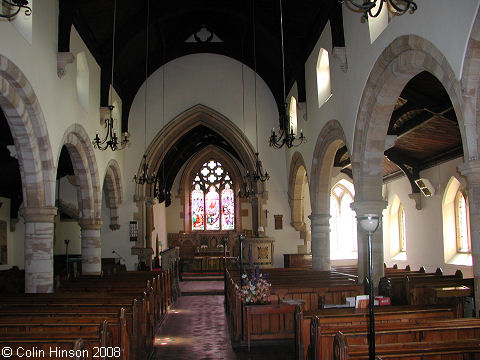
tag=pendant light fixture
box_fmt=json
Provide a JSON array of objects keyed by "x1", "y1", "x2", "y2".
[
  {"x1": 93, "y1": 0, "x2": 129, "y2": 151},
  {"x1": 154, "y1": 65, "x2": 171, "y2": 205},
  {"x1": 339, "y1": 0, "x2": 417, "y2": 22},
  {"x1": 1, "y1": 0, "x2": 31, "y2": 19},
  {"x1": 269, "y1": 0, "x2": 306, "y2": 149},
  {"x1": 133, "y1": 0, "x2": 155, "y2": 185},
  {"x1": 240, "y1": 0, "x2": 269, "y2": 198}
]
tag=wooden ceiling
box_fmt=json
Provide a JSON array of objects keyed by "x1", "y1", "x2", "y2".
[{"x1": 335, "y1": 71, "x2": 463, "y2": 188}]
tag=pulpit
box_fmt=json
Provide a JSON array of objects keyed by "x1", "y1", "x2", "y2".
[{"x1": 241, "y1": 237, "x2": 275, "y2": 269}]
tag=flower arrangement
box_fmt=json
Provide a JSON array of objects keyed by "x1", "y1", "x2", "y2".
[
  {"x1": 235, "y1": 248, "x2": 271, "y2": 304},
  {"x1": 236, "y1": 270, "x2": 271, "y2": 304}
]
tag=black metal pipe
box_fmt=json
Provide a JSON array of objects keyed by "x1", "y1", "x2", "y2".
[{"x1": 367, "y1": 231, "x2": 375, "y2": 360}]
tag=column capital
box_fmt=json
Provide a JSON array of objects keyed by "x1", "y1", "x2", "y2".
[
  {"x1": 20, "y1": 206, "x2": 57, "y2": 223},
  {"x1": 350, "y1": 200, "x2": 387, "y2": 217},
  {"x1": 79, "y1": 218, "x2": 103, "y2": 230},
  {"x1": 458, "y1": 160, "x2": 480, "y2": 183},
  {"x1": 308, "y1": 213, "x2": 331, "y2": 224},
  {"x1": 145, "y1": 196, "x2": 157, "y2": 207}
]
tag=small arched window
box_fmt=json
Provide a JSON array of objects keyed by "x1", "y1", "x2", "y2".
[
  {"x1": 330, "y1": 182, "x2": 357, "y2": 260},
  {"x1": 316, "y1": 48, "x2": 332, "y2": 108},
  {"x1": 191, "y1": 160, "x2": 234, "y2": 231},
  {"x1": 455, "y1": 189, "x2": 470, "y2": 253},
  {"x1": 289, "y1": 96, "x2": 297, "y2": 136},
  {"x1": 398, "y1": 204, "x2": 406, "y2": 252}
]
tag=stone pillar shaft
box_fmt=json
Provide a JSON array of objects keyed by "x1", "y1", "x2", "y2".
[
  {"x1": 79, "y1": 219, "x2": 102, "y2": 275},
  {"x1": 21, "y1": 207, "x2": 57, "y2": 293},
  {"x1": 459, "y1": 160, "x2": 480, "y2": 317},
  {"x1": 309, "y1": 213, "x2": 331, "y2": 270}
]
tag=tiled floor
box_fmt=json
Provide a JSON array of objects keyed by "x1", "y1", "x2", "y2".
[{"x1": 152, "y1": 281, "x2": 295, "y2": 360}]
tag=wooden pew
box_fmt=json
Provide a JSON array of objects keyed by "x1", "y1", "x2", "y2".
[
  {"x1": 295, "y1": 304, "x2": 458, "y2": 360},
  {"x1": 0, "y1": 321, "x2": 109, "y2": 360},
  {"x1": 309, "y1": 317, "x2": 480, "y2": 360},
  {"x1": 245, "y1": 303, "x2": 296, "y2": 351},
  {"x1": 333, "y1": 332, "x2": 480, "y2": 359},
  {"x1": 225, "y1": 268, "x2": 365, "y2": 347},
  {"x1": 0, "y1": 270, "x2": 173, "y2": 360}
]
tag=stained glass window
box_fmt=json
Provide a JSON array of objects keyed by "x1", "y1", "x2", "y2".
[
  {"x1": 221, "y1": 183, "x2": 235, "y2": 230},
  {"x1": 191, "y1": 184, "x2": 205, "y2": 231},
  {"x1": 191, "y1": 159, "x2": 235, "y2": 231}
]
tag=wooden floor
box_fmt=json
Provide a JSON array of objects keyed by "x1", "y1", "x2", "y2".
[{"x1": 151, "y1": 280, "x2": 295, "y2": 359}]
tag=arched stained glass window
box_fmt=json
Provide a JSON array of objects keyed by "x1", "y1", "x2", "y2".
[
  {"x1": 191, "y1": 160, "x2": 235, "y2": 231},
  {"x1": 221, "y1": 183, "x2": 235, "y2": 230}
]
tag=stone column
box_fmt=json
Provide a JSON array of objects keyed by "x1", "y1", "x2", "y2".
[
  {"x1": 309, "y1": 213, "x2": 331, "y2": 270},
  {"x1": 351, "y1": 200, "x2": 388, "y2": 289},
  {"x1": 79, "y1": 218, "x2": 103, "y2": 275},
  {"x1": 459, "y1": 160, "x2": 480, "y2": 317},
  {"x1": 21, "y1": 206, "x2": 57, "y2": 293}
]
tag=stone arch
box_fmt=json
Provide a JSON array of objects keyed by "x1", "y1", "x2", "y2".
[
  {"x1": 461, "y1": 7, "x2": 480, "y2": 160},
  {"x1": 0, "y1": 55, "x2": 56, "y2": 209},
  {"x1": 103, "y1": 159, "x2": 123, "y2": 231},
  {"x1": 309, "y1": 119, "x2": 349, "y2": 270},
  {"x1": 59, "y1": 124, "x2": 102, "y2": 275},
  {"x1": 180, "y1": 144, "x2": 243, "y2": 233},
  {"x1": 351, "y1": 35, "x2": 464, "y2": 286},
  {"x1": 133, "y1": 104, "x2": 262, "y2": 243},
  {"x1": 135, "y1": 104, "x2": 258, "y2": 199},
  {"x1": 59, "y1": 124, "x2": 101, "y2": 221},
  {"x1": 288, "y1": 151, "x2": 308, "y2": 231},
  {"x1": 0, "y1": 55, "x2": 57, "y2": 292},
  {"x1": 352, "y1": 35, "x2": 465, "y2": 201},
  {"x1": 310, "y1": 119, "x2": 349, "y2": 214}
]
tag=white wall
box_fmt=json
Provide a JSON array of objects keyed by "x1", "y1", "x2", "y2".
[{"x1": 382, "y1": 158, "x2": 473, "y2": 277}]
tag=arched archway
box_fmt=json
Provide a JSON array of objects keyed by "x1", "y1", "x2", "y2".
[
  {"x1": 103, "y1": 159, "x2": 123, "y2": 231},
  {"x1": 288, "y1": 152, "x2": 308, "y2": 231},
  {"x1": 133, "y1": 105, "x2": 262, "y2": 263},
  {"x1": 460, "y1": 8, "x2": 480, "y2": 316},
  {"x1": 59, "y1": 124, "x2": 102, "y2": 275},
  {"x1": 0, "y1": 55, "x2": 56, "y2": 292},
  {"x1": 351, "y1": 34, "x2": 465, "y2": 286},
  {"x1": 310, "y1": 120, "x2": 349, "y2": 270}
]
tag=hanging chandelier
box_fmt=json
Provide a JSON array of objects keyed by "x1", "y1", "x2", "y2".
[
  {"x1": 269, "y1": 0, "x2": 306, "y2": 150},
  {"x1": 1, "y1": 0, "x2": 31, "y2": 19},
  {"x1": 92, "y1": 0, "x2": 129, "y2": 151},
  {"x1": 93, "y1": 105, "x2": 129, "y2": 151},
  {"x1": 239, "y1": 1, "x2": 269, "y2": 199},
  {"x1": 339, "y1": 0, "x2": 417, "y2": 21},
  {"x1": 133, "y1": 154, "x2": 155, "y2": 185},
  {"x1": 133, "y1": 0, "x2": 156, "y2": 186}
]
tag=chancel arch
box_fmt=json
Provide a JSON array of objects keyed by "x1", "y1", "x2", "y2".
[
  {"x1": 59, "y1": 124, "x2": 102, "y2": 275},
  {"x1": 351, "y1": 34, "x2": 466, "y2": 288},
  {"x1": 133, "y1": 104, "x2": 261, "y2": 265},
  {"x1": 0, "y1": 54, "x2": 56, "y2": 293},
  {"x1": 310, "y1": 119, "x2": 349, "y2": 270}
]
